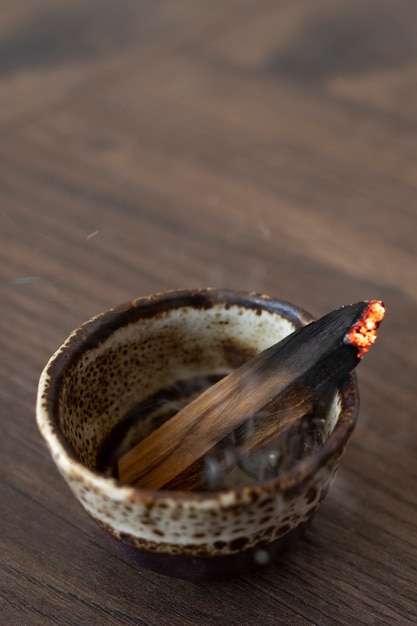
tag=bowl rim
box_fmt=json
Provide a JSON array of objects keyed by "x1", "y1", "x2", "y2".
[{"x1": 36, "y1": 288, "x2": 359, "y2": 506}]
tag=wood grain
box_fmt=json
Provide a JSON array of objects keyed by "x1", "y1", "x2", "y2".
[{"x1": 1, "y1": 0, "x2": 416, "y2": 624}]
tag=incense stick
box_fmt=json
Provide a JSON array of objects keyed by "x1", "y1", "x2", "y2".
[{"x1": 118, "y1": 300, "x2": 384, "y2": 490}]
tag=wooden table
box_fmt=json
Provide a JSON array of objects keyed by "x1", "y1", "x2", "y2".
[{"x1": 1, "y1": 1, "x2": 416, "y2": 624}]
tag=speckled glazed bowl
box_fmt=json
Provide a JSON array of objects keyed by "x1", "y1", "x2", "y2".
[{"x1": 36, "y1": 289, "x2": 359, "y2": 580}]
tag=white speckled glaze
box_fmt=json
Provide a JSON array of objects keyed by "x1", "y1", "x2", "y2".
[{"x1": 36, "y1": 289, "x2": 359, "y2": 579}]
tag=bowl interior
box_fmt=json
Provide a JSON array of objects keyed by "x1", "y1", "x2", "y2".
[{"x1": 49, "y1": 292, "x2": 343, "y2": 490}]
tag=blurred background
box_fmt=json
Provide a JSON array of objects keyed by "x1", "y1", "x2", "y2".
[
  {"x1": 2, "y1": 0, "x2": 416, "y2": 437},
  {"x1": 1, "y1": 1, "x2": 416, "y2": 624}
]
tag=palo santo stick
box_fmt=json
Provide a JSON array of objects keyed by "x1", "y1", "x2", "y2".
[{"x1": 118, "y1": 300, "x2": 385, "y2": 490}]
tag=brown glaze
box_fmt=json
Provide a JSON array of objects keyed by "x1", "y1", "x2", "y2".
[
  {"x1": 102, "y1": 519, "x2": 312, "y2": 581},
  {"x1": 36, "y1": 289, "x2": 359, "y2": 580}
]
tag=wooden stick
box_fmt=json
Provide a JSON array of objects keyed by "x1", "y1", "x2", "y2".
[{"x1": 118, "y1": 301, "x2": 384, "y2": 490}]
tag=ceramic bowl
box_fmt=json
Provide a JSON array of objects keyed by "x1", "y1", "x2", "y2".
[{"x1": 36, "y1": 289, "x2": 359, "y2": 580}]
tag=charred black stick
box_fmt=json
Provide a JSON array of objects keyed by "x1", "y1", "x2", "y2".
[{"x1": 118, "y1": 301, "x2": 385, "y2": 490}]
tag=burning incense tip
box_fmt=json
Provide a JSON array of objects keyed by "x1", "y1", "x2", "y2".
[{"x1": 346, "y1": 300, "x2": 385, "y2": 357}]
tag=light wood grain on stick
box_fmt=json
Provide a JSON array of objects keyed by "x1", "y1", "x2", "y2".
[{"x1": 118, "y1": 302, "x2": 375, "y2": 490}]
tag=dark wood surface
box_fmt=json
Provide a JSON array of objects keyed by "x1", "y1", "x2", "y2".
[{"x1": 1, "y1": 1, "x2": 416, "y2": 624}]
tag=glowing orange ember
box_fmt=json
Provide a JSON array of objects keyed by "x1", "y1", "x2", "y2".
[{"x1": 347, "y1": 300, "x2": 385, "y2": 357}]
